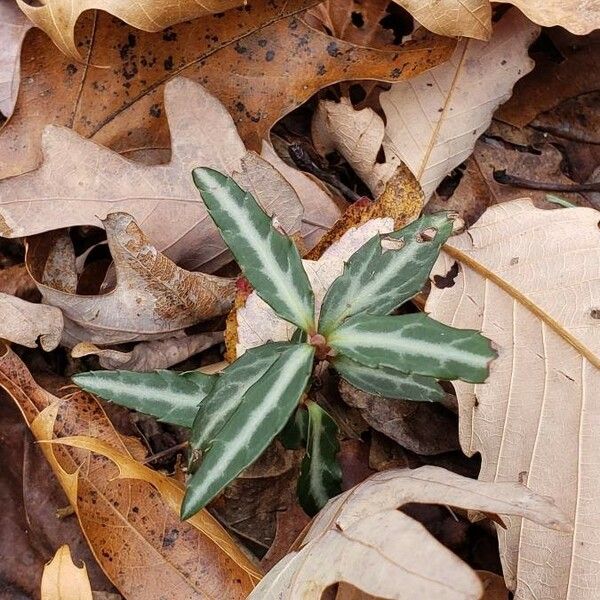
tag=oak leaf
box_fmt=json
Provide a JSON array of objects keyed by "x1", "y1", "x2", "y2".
[
  {"x1": 392, "y1": 0, "x2": 599, "y2": 39},
  {"x1": 17, "y1": 0, "x2": 242, "y2": 58},
  {"x1": 0, "y1": 0, "x2": 454, "y2": 179},
  {"x1": 26, "y1": 213, "x2": 234, "y2": 346},
  {"x1": 0, "y1": 0, "x2": 30, "y2": 120},
  {"x1": 311, "y1": 10, "x2": 538, "y2": 199},
  {"x1": 426, "y1": 199, "x2": 600, "y2": 599},
  {"x1": 41, "y1": 545, "x2": 93, "y2": 600},
  {"x1": 0, "y1": 342, "x2": 260, "y2": 599},
  {"x1": 248, "y1": 466, "x2": 569, "y2": 599},
  {"x1": 0, "y1": 77, "x2": 325, "y2": 271}
]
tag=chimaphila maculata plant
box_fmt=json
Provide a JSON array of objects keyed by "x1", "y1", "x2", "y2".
[{"x1": 73, "y1": 167, "x2": 496, "y2": 520}]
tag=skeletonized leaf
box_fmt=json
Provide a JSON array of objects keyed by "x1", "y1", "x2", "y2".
[
  {"x1": 0, "y1": 292, "x2": 63, "y2": 351},
  {"x1": 329, "y1": 313, "x2": 495, "y2": 383},
  {"x1": 190, "y1": 342, "x2": 293, "y2": 452},
  {"x1": 73, "y1": 369, "x2": 215, "y2": 428},
  {"x1": 426, "y1": 199, "x2": 600, "y2": 599},
  {"x1": 182, "y1": 344, "x2": 315, "y2": 518},
  {"x1": 318, "y1": 212, "x2": 455, "y2": 335},
  {"x1": 193, "y1": 168, "x2": 315, "y2": 331},
  {"x1": 333, "y1": 355, "x2": 444, "y2": 402},
  {"x1": 26, "y1": 213, "x2": 235, "y2": 346},
  {"x1": 41, "y1": 545, "x2": 93, "y2": 600},
  {"x1": 297, "y1": 401, "x2": 341, "y2": 516},
  {"x1": 248, "y1": 466, "x2": 570, "y2": 599}
]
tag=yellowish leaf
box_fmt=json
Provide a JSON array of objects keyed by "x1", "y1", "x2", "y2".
[{"x1": 41, "y1": 546, "x2": 93, "y2": 600}]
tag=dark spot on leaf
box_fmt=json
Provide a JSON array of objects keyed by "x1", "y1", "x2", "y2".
[
  {"x1": 317, "y1": 64, "x2": 326, "y2": 76},
  {"x1": 162, "y1": 28, "x2": 177, "y2": 41},
  {"x1": 149, "y1": 104, "x2": 161, "y2": 118},
  {"x1": 163, "y1": 56, "x2": 174, "y2": 71},
  {"x1": 265, "y1": 49, "x2": 275, "y2": 61},
  {"x1": 66, "y1": 64, "x2": 78, "y2": 76},
  {"x1": 162, "y1": 528, "x2": 180, "y2": 548},
  {"x1": 235, "y1": 44, "x2": 248, "y2": 54},
  {"x1": 591, "y1": 308, "x2": 600, "y2": 319},
  {"x1": 258, "y1": 38, "x2": 268, "y2": 47},
  {"x1": 326, "y1": 41, "x2": 341, "y2": 57}
]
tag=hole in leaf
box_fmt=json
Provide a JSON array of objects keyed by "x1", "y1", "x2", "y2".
[
  {"x1": 433, "y1": 261, "x2": 459, "y2": 289},
  {"x1": 350, "y1": 11, "x2": 365, "y2": 28}
]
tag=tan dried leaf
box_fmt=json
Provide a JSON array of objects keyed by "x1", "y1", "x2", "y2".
[
  {"x1": 248, "y1": 466, "x2": 569, "y2": 599},
  {"x1": 0, "y1": 292, "x2": 63, "y2": 350},
  {"x1": 0, "y1": 77, "x2": 328, "y2": 272},
  {"x1": 393, "y1": 0, "x2": 598, "y2": 38},
  {"x1": 71, "y1": 332, "x2": 223, "y2": 371},
  {"x1": 26, "y1": 214, "x2": 234, "y2": 346},
  {"x1": 0, "y1": 342, "x2": 259, "y2": 598},
  {"x1": 426, "y1": 199, "x2": 600, "y2": 599},
  {"x1": 41, "y1": 545, "x2": 93, "y2": 600},
  {"x1": 17, "y1": 0, "x2": 242, "y2": 58},
  {"x1": 312, "y1": 10, "x2": 538, "y2": 199},
  {"x1": 0, "y1": 0, "x2": 31, "y2": 119}
]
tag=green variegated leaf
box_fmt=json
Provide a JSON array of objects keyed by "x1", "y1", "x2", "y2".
[
  {"x1": 192, "y1": 167, "x2": 315, "y2": 331},
  {"x1": 190, "y1": 341, "x2": 292, "y2": 455},
  {"x1": 318, "y1": 213, "x2": 454, "y2": 335},
  {"x1": 72, "y1": 369, "x2": 215, "y2": 428},
  {"x1": 181, "y1": 344, "x2": 315, "y2": 519},
  {"x1": 279, "y1": 406, "x2": 309, "y2": 450},
  {"x1": 329, "y1": 313, "x2": 495, "y2": 383},
  {"x1": 297, "y1": 401, "x2": 341, "y2": 516},
  {"x1": 332, "y1": 355, "x2": 444, "y2": 402}
]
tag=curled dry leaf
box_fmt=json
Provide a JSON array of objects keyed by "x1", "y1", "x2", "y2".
[
  {"x1": 41, "y1": 545, "x2": 93, "y2": 600},
  {"x1": 0, "y1": 342, "x2": 259, "y2": 598},
  {"x1": 0, "y1": 291, "x2": 63, "y2": 350},
  {"x1": 248, "y1": 466, "x2": 569, "y2": 599},
  {"x1": 72, "y1": 332, "x2": 223, "y2": 371},
  {"x1": 392, "y1": 0, "x2": 598, "y2": 38},
  {"x1": 0, "y1": 0, "x2": 454, "y2": 179},
  {"x1": 26, "y1": 214, "x2": 235, "y2": 346},
  {"x1": 0, "y1": 78, "x2": 319, "y2": 272},
  {"x1": 312, "y1": 10, "x2": 538, "y2": 199},
  {"x1": 0, "y1": 0, "x2": 31, "y2": 119},
  {"x1": 235, "y1": 218, "x2": 394, "y2": 356},
  {"x1": 17, "y1": 0, "x2": 243, "y2": 58},
  {"x1": 426, "y1": 199, "x2": 600, "y2": 599}
]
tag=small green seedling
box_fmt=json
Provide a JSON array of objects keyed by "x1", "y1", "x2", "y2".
[{"x1": 73, "y1": 168, "x2": 495, "y2": 520}]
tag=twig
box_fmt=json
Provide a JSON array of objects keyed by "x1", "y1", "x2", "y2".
[
  {"x1": 141, "y1": 441, "x2": 189, "y2": 465},
  {"x1": 493, "y1": 169, "x2": 600, "y2": 193}
]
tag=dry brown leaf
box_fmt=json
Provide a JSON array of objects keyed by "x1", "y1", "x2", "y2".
[
  {"x1": 312, "y1": 10, "x2": 538, "y2": 199},
  {"x1": 248, "y1": 466, "x2": 569, "y2": 599},
  {"x1": 0, "y1": 78, "x2": 320, "y2": 271},
  {"x1": 339, "y1": 379, "x2": 460, "y2": 455},
  {"x1": 426, "y1": 199, "x2": 600, "y2": 599},
  {"x1": 0, "y1": 291, "x2": 63, "y2": 350},
  {"x1": 393, "y1": 0, "x2": 598, "y2": 38},
  {"x1": 41, "y1": 545, "x2": 94, "y2": 600},
  {"x1": 0, "y1": 0, "x2": 454, "y2": 179},
  {"x1": 477, "y1": 571, "x2": 509, "y2": 600},
  {"x1": 0, "y1": 264, "x2": 38, "y2": 300},
  {"x1": 26, "y1": 213, "x2": 234, "y2": 346},
  {"x1": 0, "y1": 342, "x2": 259, "y2": 598},
  {"x1": 496, "y1": 30, "x2": 600, "y2": 128},
  {"x1": 235, "y1": 218, "x2": 394, "y2": 356},
  {"x1": 0, "y1": 0, "x2": 31, "y2": 120},
  {"x1": 426, "y1": 136, "x2": 589, "y2": 227},
  {"x1": 71, "y1": 332, "x2": 223, "y2": 371},
  {"x1": 17, "y1": 0, "x2": 242, "y2": 58}
]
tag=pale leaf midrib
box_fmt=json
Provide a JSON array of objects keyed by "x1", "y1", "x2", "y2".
[{"x1": 442, "y1": 243, "x2": 600, "y2": 369}]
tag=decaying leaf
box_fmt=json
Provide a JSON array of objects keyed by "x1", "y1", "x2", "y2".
[
  {"x1": 0, "y1": 342, "x2": 259, "y2": 598},
  {"x1": 248, "y1": 466, "x2": 569, "y2": 599},
  {"x1": 426, "y1": 199, "x2": 600, "y2": 599},
  {"x1": 0, "y1": 0, "x2": 454, "y2": 179},
  {"x1": 312, "y1": 10, "x2": 538, "y2": 199},
  {"x1": 26, "y1": 213, "x2": 234, "y2": 346},
  {"x1": 0, "y1": 78, "x2": 327, "y2": 272},
  {"x1": 392, "y1": 0, "x2": 598, "y2": 39},
  {"x1": 71, "y1": 332, "x2": 223, "y2": 371},
  {"x1": 235, "y1": 218, "x2": 394, "y2": 356},
  {"x1": 41, "y1": 545, "x2": 93, "y2": 600},
  {"x1": 0, "y1": 0, "x2": 31, "y2": 120},
  {"x1": 17, "y1": 0, "x2": 243, "y2": 58},
  {"x1": 0, "y1": 291, "x2": 63, "y2": 350}
]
